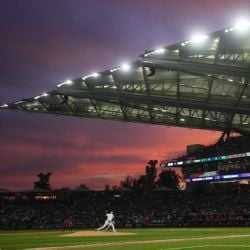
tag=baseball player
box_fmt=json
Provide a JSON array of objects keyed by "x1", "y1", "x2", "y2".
[
  {"x1": 96, "y1": 211, "x2": 116, "y2": 232},
  {"x1": 63, "y1": 214, "x2": 73, "y2": 232}
]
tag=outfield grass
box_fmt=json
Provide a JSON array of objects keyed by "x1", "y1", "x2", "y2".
[{"x1": 1, "y1": 227, "x2": 250, "y2": 250}]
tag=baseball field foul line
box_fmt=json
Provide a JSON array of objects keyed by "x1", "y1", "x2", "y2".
[
  {"x1": 22, "y1": 234, "x2": 250, "y2": 250},
  {"x1": 161, "y1": 245, "x2": 250, "y2": 250}
]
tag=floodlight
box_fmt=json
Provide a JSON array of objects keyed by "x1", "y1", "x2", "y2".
[
  {"x1": 121, "y1": 63, "x2": 131, "y2": 72},
  {"x1": 154, "y1": 48, "x2": 165, "y2": 54},
  {"x1": 1, "y1": 104, "x2": 8, "y2": 108},
  {"x1": 235, "y1": 19, "x2": 250, "y2": 31},
  {"x1": 110, "y1": 67, "x2": 120, "y2": 73},
  {"x1": 64, "y1": 80, "x2": 73, "y2": 84},
  {"x1": 191, "y1": 34, "x2": 208, "y2": 43},
  {"x1": 92, "y1": 72, "x2": 99, "y2": 78},
  {"x1": 57, "y1": 79, "x2": 73, "y2": 87}
]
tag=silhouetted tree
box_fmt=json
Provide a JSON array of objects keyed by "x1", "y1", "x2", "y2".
[
  {"x1": 157, "y1": 169, "x2": 180, "y2": 190},
  {"x1": 135, "y1": 175, "x2": 146, "y2": 190},
  {"x1": 120, "y1": 175, "x2": 137, "y2": 189},
  {"x1": 111, "y1": 185, "x2": 119, "y2": 191},
  {"x1": 120, "y1": 160, "x2": 158, "y2": 191},
  {"x1": 76, "y1": 183, "x2": 89, "y2": 191},
  {"x1": 34, "y1": 172, "x2": 52, "y2": 190},
  {"x1": 144, "y1": 160, "x2": 158, "y2": 189},
  {"x1": 54, "y1": 187, "x2": 71, "y2": 192},
  {"x1": 104, "y1": 184, "x2": 111, "y2": 191}
]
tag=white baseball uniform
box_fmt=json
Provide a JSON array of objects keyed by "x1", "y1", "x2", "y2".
[{"x1": 97, "y1": 212, "x2": 116, "y2": 232}]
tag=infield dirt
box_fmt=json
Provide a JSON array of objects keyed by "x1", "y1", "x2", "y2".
[{"x1": 61, "y1": 230, "x2": 135, "y2": 237}]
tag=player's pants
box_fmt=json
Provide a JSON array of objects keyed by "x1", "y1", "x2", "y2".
[
  {"x1": 97, "y1": 220, "x2": 109, "y2": 230},
  {"x1": 104, "y1": 222, "x2": 116, "y2": 232},
  {"x1": 97, "y1": 220, "x2": 116, "y2": 232}
]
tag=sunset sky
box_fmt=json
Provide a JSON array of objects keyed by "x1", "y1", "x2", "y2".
[{"x1": 1, "y1": 0, "x2": 250, "y2": 190}]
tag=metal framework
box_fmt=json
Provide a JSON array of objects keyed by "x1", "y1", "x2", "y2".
[{"x1": 2, "y1": 25, "x2": 250, "y2": 133}]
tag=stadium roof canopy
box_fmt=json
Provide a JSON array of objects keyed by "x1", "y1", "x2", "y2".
[{"x1": 2, "y1": 22, "x2": 250, "y2": 133}]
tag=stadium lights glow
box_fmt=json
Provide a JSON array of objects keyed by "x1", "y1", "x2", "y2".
[
  {"x1": 180, "y1": 34, "x2": 208, "y2": 46},
  {"x1": 92, "y1": 72, "x2": 99, "y2": 78},
  {"x1": 154, "y1": 48, "x2": 165, "y2": 54},
  {"x1": 190, "y1": 34, "x2": 208, "y2": 43},
  {"x1": 121, "y1": 63, "x2": 131, "y2": 72},
  {"x1": 64, "y1": 80, "x2": 73, "y2": 84},
  {"x1": 1, "y1": 104, "x2": 8, "y2": 108},
  {"x1": 34, "y1": 93, "x2": 48, "y2": 100},
  {"x1": 82, "y1": 72, "x2": 100, "y2": 80},
  {"x1": 144, "y1": 47, "x2": 166, "y2": 57},
  {"x1": 57, "y1": 79, "x2": 73, "y2": 87},
  {"x1": 234, "y1": 19, "x2": 250, "y2": 31},
  {"x1": 15, "y1": 101, "x2": 23, "y2": 104},
  {"x1": 110, "y1": 67, "x2": 120, "y2": 73}
]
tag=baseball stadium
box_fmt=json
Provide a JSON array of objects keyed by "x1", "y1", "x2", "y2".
[{"x1": 2, "y1": 1, "x2": 250, "y2": 250}]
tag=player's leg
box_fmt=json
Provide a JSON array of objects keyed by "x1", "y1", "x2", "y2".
[
  {"x1": 110, "y1": 222, "x2": 116, "y2": 232},
  {"x1": 63, "y1": 221, "x2": 66, "y2": 232},
  {"x1": 104, "y1": 223, "x2": 111, "y2": 231},
  {"x1": 97, "y1": 220, "x2": 108, "y2": 230}
]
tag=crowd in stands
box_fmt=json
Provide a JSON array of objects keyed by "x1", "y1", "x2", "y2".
[
  {"x1": 174, "y1": 135, "x2": 250, "y2": 178},
  {"x1": 1, "y1": 188, "x2": 250, "y2": 229},
  {"x1": 2, "y1": 135, "x2": 250, "y2": 230},
  {"x1": 179, "y1": 135, "x2": 250, "y2": 162}
]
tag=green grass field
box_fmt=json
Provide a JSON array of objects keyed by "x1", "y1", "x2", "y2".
[{"x1": 2, "y1": 228, "x2": 250, "y2": 250}]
